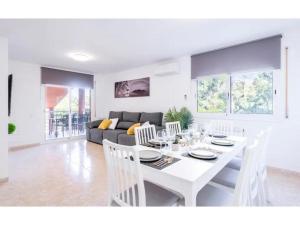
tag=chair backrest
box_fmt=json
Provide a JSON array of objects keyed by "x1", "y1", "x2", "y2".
[
  {"x1": 134, "y1": 125, "x2": 157, "y2": 145},
  {"x1": 103, "y1": 139, "x2": 146, "y2": 207},
  {"x1": 233, "y1": 127, "x2": 271, "y2": 206},
  {"x1": 166, "y1": 121, "x2": 182, "y2": 136},
  {"x1": 232, "y1": 140, "x2": 259, "y2": 206},
  {"x1": 208, "y1": 120, "x2": 233, "y2": 136},
  {"x1": 257, "y1": 127, "x2": 272, "y2": 173}
]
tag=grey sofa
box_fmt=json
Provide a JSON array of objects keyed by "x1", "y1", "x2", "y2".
[{"x1": 86, "y1": 111, "x2": 163, "y2": 146}]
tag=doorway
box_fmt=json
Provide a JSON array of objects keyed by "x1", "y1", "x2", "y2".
[{"x1": 44, "y1": 85, "x2": 91, "y2": 140}]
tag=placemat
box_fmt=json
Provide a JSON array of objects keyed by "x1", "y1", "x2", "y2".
[
  {"x1": 141, "y1": 142, "x2": 167, "y2": 149},
  {"x1": 141, "y1": 155, "x2": 181, "y2": 170},
  {"x1": 129, "y1": 154, "x2": 181, "y2": 170}
]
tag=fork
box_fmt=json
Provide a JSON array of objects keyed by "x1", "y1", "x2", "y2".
[{"x1": 156, "y1": 157, "x2": 174, "y2": 167}]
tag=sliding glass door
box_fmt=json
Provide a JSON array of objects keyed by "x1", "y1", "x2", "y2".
[
  {"x1": 70, "y1": 88, "x2": 91, "y2": 137},
  {"x1": 45, "y1": 85, "x2": 91, "y2": 140}
]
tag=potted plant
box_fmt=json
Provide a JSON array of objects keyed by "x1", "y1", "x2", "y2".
[
  {"x1": 164, "y1": 107, "x2": 193, "y2": 129},
  {"x1": 8, "y1": 123, "x2": 16, "y2": 135}
]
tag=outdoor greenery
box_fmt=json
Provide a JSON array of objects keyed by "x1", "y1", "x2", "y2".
[
  {"x1": 164, "y1": 107, "x2": 193, "y2": 129},
  {"x1": 197, "y1": 75, "x2": 228, "y2": 113},
  {"x1": 231, "y1": 72, "x2": 273, "y2": 114},
  {"x1": 197, "y1": 72, "x2": 273, "y2": 114},
  {"x1": 8, "y1": 123, "x2": 16, "y2": 134}
]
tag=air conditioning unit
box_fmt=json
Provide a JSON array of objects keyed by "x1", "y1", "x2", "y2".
[{"x1": 154, "y1": 61, "x2": 180, "y2": 76}]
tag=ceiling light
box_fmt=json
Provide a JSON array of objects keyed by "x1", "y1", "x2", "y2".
[{"x1": 68, "y1": 52, "x2": 93, "y2": 62}]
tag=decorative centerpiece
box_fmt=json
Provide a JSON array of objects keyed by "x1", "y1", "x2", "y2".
[{"x1": 164, "y1": 107, "x2": 194, "y2": 151}]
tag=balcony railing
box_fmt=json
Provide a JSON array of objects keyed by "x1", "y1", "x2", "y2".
[{"x1": 45, "y1": 110, "x2": 91, "y2": 140}]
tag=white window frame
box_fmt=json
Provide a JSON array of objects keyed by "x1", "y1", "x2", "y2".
[{"x1": 193, "y1": 69, "x2": 282, "y2": 122}]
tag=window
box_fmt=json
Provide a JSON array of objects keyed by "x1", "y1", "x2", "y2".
[
  {"x1": 197, "y1": 75, "x2": 228, "y2": 113},
  {"x1": 231, "y1": 71, "x2": 273, "y2": 114},
  {"x1": 197, "y1": 71, "x2": 274, "y2": 115}
]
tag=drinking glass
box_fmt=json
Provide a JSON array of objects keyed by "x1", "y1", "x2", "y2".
[
  {"x1": 157, "y1": 130, "x2": 167, "y2": 153},
  {"x1": 167, "y1": 130, "x2": 176, "y2": 151}
]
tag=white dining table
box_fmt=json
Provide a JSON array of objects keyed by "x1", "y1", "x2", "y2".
[{"x1": 133, "y1": 136, "x2": 247, "y2": 206}]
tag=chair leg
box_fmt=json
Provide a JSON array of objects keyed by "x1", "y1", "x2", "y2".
[{"x1": 107, "y1": 196, "x2": 113, "y2": 206}]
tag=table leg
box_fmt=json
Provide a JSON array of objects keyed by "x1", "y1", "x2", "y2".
[{"x1": 184, "y1": 191, "x2": 197, "y2": 207}]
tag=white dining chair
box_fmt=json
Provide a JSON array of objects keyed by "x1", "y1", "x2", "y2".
[
  {"x1": 194, "y1": 140, "x2": 260, "y2": 206},
  {"x1": 134, "y1": 125, "x2": 157, "y2": 145},
  {"x1": 209, "y1": 128, "x2": 272, "y2": 206},
  {"x1": 208, "y1": 120, "x2": 234, "y2": 136},
  {"x1": 103, "y1": 139, "x2": 180, "y2": 207},
  {"x1": 165, "y1": 121, "x2": 182, "y2": 136},
  {"x1": 256, "y1": 127, "x2": 272, "y2": 205}
]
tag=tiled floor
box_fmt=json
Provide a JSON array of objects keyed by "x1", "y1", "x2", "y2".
[{"x1": 0, "y1": 139, "x2": 299, "y2": 206}]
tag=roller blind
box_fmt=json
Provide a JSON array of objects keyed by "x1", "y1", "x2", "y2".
[
  {"x1": 191, "y1": 35, "x2": 282, "y2": 79},
  {"x1": 41, "y1": 67, "x2": 94, "y2": 89}
]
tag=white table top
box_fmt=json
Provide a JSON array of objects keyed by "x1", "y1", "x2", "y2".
[
  {"x1": 134, "y1": 136, "x2": 247, "y2": 206},
  {"x1": 134, "y1": 136, "x2": 247, "y2": 184}
]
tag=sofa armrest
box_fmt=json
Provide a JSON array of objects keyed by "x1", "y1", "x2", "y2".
[{"x1": 86, "y1": 119, "x2": 103, "y2": 129}]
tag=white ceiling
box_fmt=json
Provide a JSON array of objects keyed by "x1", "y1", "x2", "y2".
[{"x1": 0, "y1": 19, "x2": 299, "y2": 74}]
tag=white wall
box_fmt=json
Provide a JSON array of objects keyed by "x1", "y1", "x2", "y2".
[
  {"x1": 95, "y1": 29, "x2": 300, "y2": 173},
  {"x1": 95, "y1": 56, "x2": 191, "y2": 118},
  {"x1": 8, "y1": 60, "x2": 43, "y2": 147},
  {"x1": 0, "y1": 37, "x2": 8, "y2": 179}
]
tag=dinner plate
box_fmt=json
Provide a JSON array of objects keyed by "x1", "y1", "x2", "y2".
[
  {"x1": 211, "y1": 139, "x2": 234, "y2": 146},
  {"x1": 148, "y1": 139, "x2": 167, "y2": 146},
  {"x1": 188, "y1": 149, "x2": 217, "y2": 159},
  {"x1": 209, "y1": 134, "x2": 227, "y2": 138},
  {"x1": 139, "y1": 150, "x2": 162, "y2": 162}
]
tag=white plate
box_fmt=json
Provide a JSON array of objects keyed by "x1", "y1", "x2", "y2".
[
  {"x1": 211, "y1": 139, "x2": 234, "y2": 146},
  {"x1": 189, "y1": 149, "x2": 216, "y2": 158},
  {"x1": 148, "y1": 139, "x2": 167, "y2": 145},
  {"x1": 188, "y1": 150, "x2": 217, "y2": 159},
  {"x1": 139, "y1": 150, "x2": 162, "y2": 161}
]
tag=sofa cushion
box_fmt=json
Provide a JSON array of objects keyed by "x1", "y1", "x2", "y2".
[
  {"x1": 90, "y1": 128, "x2": 104, "y2": 144},
  {"x1": 116, "y1": 121, "x2": 135, "y2": 130},
  {"x1": 103, "y1": 129, "x2": 127, "y2": 143},
  {"x1": 118, "y1": 133, "x2": 136, "y2": 146},
  {"x1": 98, "y1": 119, "x2": 112, "y2": 129},
  {"x1": 140, "y1": 112, "x2": 163, "y2": 126},
  {"x1": 127, "y1": 123, "x2": 141, "y2": 135},
  {"x1": 108, "y1": 118, "x2": 119, "y2": 130},
  {"x1": 109, "y1": 111, "x2": 123, "y2": 120},
  {"x1": 123, "y1": 111, "x2": 141, "y2": 122}
]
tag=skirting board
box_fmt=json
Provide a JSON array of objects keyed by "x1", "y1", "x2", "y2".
[
  {"x1": 268, "y1": 166, "x2": 300, "y2": 178},
  {"x1": 0, "y1": 177, "x2": 8, "y2": 183},
  {"x1": 9, "y1": 143, "x2": 40, "y2": 151}
]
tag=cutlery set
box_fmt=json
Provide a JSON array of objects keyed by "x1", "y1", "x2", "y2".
[{"x1": 152, "y1": 157, "x2": 174, "y2": 168}]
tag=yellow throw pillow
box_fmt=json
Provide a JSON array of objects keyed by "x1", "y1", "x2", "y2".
[
  {"x1": 98, "y1": 119, "x2": 112, "y2": 130},
  {"x1": 127, "y1": 123, "x2": 141, "y2": 135}
]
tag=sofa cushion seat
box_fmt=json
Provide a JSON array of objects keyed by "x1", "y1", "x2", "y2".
[
  {"x1": 117, "y1": 133, "x2": 136, "y2": 146},
  {"x1": 90, "y1": 128, "x2": 104, "y2": 144},
  {"x1": 103, "y1": 129, "x2": 127, "y2": 143}
]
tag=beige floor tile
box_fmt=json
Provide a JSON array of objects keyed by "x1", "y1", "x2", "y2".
[{"x1": 0, "y1": 139, "x2": 299, "y2": 206}]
